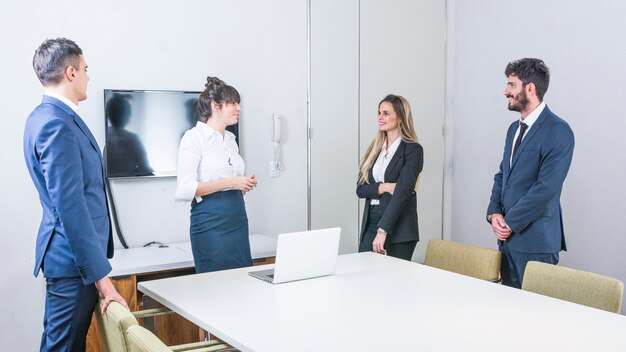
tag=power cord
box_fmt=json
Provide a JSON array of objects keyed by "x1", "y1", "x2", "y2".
[{"x1": 143, "y1": 241, "x2": 169, "y2": 248}]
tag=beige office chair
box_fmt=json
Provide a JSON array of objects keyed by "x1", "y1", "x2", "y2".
[
  {"x1": 95, "y1": 299, "x2": 237, "y2": 352},
  {"x1": 95, "y1": 299, "x2": 142, "y2": 352},
  {"x1": 423, "y1": 238, "x2": 502, "y2": 282},
  {"x1": 126, "y1": 325, "x2": 171, "y2": 352},
  {"x1": 522, "y1": 261, "x2": 624, "y2": 313}
]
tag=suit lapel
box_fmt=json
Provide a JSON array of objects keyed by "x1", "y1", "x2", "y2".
[
  {"x1": 43, "y1": 96, "x2": 103, "y2": 160},
  {"x1": 384, "y1": 141, "x2": 404, "y2": 181},
  {"x1": 72, "y1": 114, "x2": 102, "y2": 158},
  {"x1": 510, "y1": 108, "x2": 549, "y2": 170}
]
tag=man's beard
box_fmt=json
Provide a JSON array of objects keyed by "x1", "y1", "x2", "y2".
[{"x1": 507, "y1": 89, "x2": 529, "y2": 112}]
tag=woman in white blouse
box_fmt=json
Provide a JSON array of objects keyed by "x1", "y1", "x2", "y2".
[
  {"x1": 356, "y1": 94, "x2": 423, "y2": 261},
  {"x1": 175, "y1": 76, "x2": 257, "y2": 273}
]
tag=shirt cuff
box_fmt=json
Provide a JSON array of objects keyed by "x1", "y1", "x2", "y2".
[{"x1": 174, "y1": 180, "x2": 199, "y2": 203}]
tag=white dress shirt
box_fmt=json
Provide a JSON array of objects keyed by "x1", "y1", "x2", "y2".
[
  {"x1": 175, "y1": 122, "x2": 244, "y2": 203},
  {"x1": 370, "y1": 137, "x2": 401, "y2": 205},
  {"x1": 510, "y1": 101, "x2": 545, "y2": 166},
  {"x1": 44, "y1": 91, "x2": 79, "y2": 113}
]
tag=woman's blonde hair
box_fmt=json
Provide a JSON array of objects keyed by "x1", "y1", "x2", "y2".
[{"x1": 358, "y1": 94, "x2": 418, "y2": 184}]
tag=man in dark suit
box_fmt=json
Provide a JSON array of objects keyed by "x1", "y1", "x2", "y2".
[
  {"x1": 487, "y1": 58, "x2": 574, "y2": 288},
  {"x1": 23, "y1": 38, "x2": 128, "y2": 351}
]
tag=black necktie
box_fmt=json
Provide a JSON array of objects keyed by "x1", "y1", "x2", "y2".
[{"x1": 512, "y1": 122, "x2": 528, "y2": 157}]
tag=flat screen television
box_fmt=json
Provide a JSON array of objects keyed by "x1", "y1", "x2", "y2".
[{"x1": 104, "y1": 89, "x2": 239, "y2": 178}]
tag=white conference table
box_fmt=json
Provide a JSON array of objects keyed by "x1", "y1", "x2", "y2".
[
  {"x1": 138, "y1": 252, "x2": 626, "y2": 352},
  {"x1": 109, "y1": 234, "x2": 277, "y2": 277}
]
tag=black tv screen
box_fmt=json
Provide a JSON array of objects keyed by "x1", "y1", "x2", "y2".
[{"x1": 104, "y1": 89, "x2": 239, "y2": 178}]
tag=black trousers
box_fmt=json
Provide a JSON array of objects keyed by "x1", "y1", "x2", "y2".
[{"x1": 359, "y1": 204, "x2": 417, "y2": 261}]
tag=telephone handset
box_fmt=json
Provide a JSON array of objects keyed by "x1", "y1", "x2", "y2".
[
  {"x1": 270, "y1": 114, "x2": 283, "y2": 178},
  {"x1": 272, "y1": 114, "x2": 282, "y2": 143}
]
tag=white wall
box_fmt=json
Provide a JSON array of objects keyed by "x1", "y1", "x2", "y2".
[
  {"x1": 447, "y1": 0, "x2": 626, "y2": 313},
  {"x1": 310, "y1": 0, "x2": 446, "y2": 258},
  {"x1": 360, "y1": 0, "x2": 446, "y2": 261},
  {"x1": 310, "y1": 0, "x2": 360, "y2": 253},
  {"x1": 101, "y1": 1, "x2": 310, "y2": 247}
]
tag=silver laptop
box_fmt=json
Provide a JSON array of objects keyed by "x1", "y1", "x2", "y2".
[{"x1": 249, "y1": 227, "x2": 341, "y2": 284}]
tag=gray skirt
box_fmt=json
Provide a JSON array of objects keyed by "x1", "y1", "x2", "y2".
[{"x1": 189, "y1": 190, "x2": 252, "y2": 273}]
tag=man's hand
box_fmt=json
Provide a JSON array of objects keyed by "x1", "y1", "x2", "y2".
[
  {"x1": 95, "y1": 276, "x2": 129, "y2": 314},
  {"x1": 490, "y1": 213, "x2": 512, "y2": 241}
]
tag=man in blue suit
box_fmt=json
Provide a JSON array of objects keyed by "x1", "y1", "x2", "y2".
[
  {"x1": 487, "y1": 58, "x2": 574, "y2": 288},
  {"x1": 23, "y1": 38, "x2": 128, "y2": 351}
]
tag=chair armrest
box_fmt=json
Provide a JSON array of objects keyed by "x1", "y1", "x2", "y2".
[
  {"x1": 170, "y1": 339, "x2": 236, "y2": 351},
  {"x1": 132, "y1": 307, "x2": 174, "y2": 319},
  {"x1": 129, "y1": 307, "x2": 240, "y2": 351}
]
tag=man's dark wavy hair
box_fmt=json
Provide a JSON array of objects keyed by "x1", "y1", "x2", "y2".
[{"x1": 505, "y1": 58, "x2": 550, "y2": 101}]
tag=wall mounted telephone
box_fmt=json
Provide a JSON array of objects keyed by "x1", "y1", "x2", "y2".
[
  {"x1": 270, "y1": 114, "x2": 283, "y2": 178},
  {"x1": 271, "y1": 113, "x2": 282, "y2": 143}
]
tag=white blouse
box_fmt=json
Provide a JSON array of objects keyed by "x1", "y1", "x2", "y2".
[
  {"x1": 370, "y1": 137, "x2": 401, "y2": 205},
  {"x1": 175, "y1": 122, "x2": 245, "y2": 203}
]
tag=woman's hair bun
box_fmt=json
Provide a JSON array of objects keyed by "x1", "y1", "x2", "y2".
[
  {"x1": 205, "y1": 76, "x2": 224, "y2": 89},
  {"x1": 195, "y1": 75, "x2": 240, "y2": 123}
]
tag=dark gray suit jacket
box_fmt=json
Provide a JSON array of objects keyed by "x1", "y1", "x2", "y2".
[{"x1": 357, "y1": 141, "x2": 423, "y2": 244}]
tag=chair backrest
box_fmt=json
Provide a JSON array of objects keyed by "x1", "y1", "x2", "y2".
[
  {"x1": 126, "y1": 325, "x2": 172, "y2": 352},
  {"x1": 423, "y1": 239, "x2": 502, "y2": 282},
  {"x1": 94, "y1": 299, "x2": 140, "y2": 352},
  {"x1": 522, "y1": 261, "x2": 624, "y2": 313}
]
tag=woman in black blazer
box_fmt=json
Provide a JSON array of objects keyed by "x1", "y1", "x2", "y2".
[{"x1": 356, "y1": 94, "x2": 423, "y2": 260}]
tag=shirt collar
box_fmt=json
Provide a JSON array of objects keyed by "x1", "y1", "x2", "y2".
[
  {"x1": 44, "y1": 91, "x2": 79, "y2": 114},
  {"x1": 520, "y1": 101, "x2": 545, "y2": 129},
  {"x1": 382, "y1": 136, "x2": 402, "y2": 153},
  {"x1": 196, "y1": 121, "x2": 234, "y2": 142}
]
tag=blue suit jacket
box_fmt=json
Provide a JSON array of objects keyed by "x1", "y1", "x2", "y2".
[
  {"x1": 487, "y1": 106, "x2": 574, "y2": 253},
  {"x1": 23, "y1": 96, "x2": 113, "y2": 285},
  {"x1": 357, "y1": 141, "x2": 423, "y2": 244}
]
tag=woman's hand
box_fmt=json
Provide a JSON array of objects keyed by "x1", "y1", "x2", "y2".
[
  {"x1": 373, "y1": 228, "x2": 387, "y2": 254},
  {"x1": 232, "y1": 175, "x2": 257, "y2": 192},
  {"x1": 378, "y1": 182, "x2": 396, "y2": 195}
]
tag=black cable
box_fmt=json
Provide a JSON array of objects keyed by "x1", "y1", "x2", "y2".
[
  {"x1": 143, "y1": 241, "x2": 169, "y2": 248},
  {"x1": 106, "y1": 176, "x2": 129, "y2": 249},
  {"x1": 103, "y1": 144, "x2": 128, "y2": 249}
]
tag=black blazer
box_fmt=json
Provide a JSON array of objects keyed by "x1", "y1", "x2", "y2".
[{"x1": 356, "y1": 141, "x2": 423, "y2": 244}]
